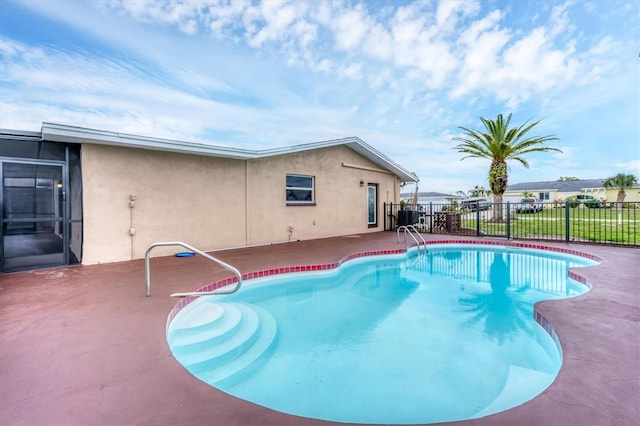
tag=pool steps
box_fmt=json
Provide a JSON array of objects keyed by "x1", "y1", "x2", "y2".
[
  {"x1": 169, "y1": 303, "x2": 244, "y2": 350},
  {"x1": 471, "y1": 364, "x2": 554, "y2": 419},
  {"x1": 202, "y1": 307, "x2": 277, "y2": 387},
  {"x1": 167, "y1": 301, "x2": 277, "y2": 384},
  {"x1": 171, "y1": 302, "x2": 226, "y2": 331}
]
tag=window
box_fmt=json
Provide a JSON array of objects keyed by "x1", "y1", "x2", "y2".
[
  {"x1": 286, "y1": 174, "x2": 314, "y2": 205},
  {"x1": 538, "y1": 192, "x2": 550, "y2": 200}
]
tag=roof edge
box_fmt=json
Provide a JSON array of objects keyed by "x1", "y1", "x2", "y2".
[
  {"x1": 41, "y1": 122, "x2": 255, "y2": 160},
  {"x1": 40, "y1": 122, "x2": 418, "y2": 183}
]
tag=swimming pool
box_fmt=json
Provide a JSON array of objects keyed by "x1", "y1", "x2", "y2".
[{"x1": 166, "y1": 243, "x2": 598, "y2": 424}]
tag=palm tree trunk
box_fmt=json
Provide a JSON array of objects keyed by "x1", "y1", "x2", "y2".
[
  {"x1": 493, "y1": 193, "x2": 504, "y2": 221},
  {"x1": 489, "y1": 161, "x2": 507, "y2": 221},
  {"x1": 616, "y1": 189, "x2": 626, "y2": 209}
]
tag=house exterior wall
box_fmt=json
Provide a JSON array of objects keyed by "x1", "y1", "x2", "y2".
[
  {"x1": 81, "y1": 144, "x2": 399, "y2": 265},
  {"x1": 247, "y1": 145, "x2": 398, "y2": 244},
  {"x1": 604, "y1": 188, "x2": 640, "y2": 202},
  {"x1": 505, "y1": 187, "x2": 640, "y2": 203},
  {"x1": 503, "y1": 189, "x2": 560, "y2": 202},
  {"x1": 81, "y1": 144, "x2": 247, "y2": 264}
]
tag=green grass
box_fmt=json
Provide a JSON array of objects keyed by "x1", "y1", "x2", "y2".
[{"x1": 460, "y1": 207, "x2": 640, "y2": 245}]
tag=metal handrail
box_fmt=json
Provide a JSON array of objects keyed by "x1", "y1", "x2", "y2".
[
  {"x1": 397, "y1": 225, "x2": 427, "y2": 253},
  {"x1": 144, "y1": 241, "x2": 242, "y2": 298}
]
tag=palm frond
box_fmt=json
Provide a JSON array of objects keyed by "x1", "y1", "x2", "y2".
[{"x1": 450, "y1": 113, "x2": 561, "y2": 199}]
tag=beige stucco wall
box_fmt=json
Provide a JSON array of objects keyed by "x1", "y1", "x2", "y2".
[
  {"x1": 604, "y1": 188, "x2": 640, "y2": 202},
  {"x1": 81, "y1": 144, "x2": 400, "y2": 264},
  {"x1": 247, "y1": 145, "x2": 398, "y2": 244}
]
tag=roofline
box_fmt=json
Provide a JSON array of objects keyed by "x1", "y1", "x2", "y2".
[
  {"x1": 505, "y1": 188, "x2": 559, "y2": 192},
  {"x1": 41, "y1": 122, "x2": 254, "y2": 160},
  {"x1": 0, "y1": 128, "x2": 43, "y2": 141},
  {"x1": 506, "y1": 179, "x2": 607, "y2": 189},
  {"x1": 40, "y1": 122, "x2": 418, "y2": 183}
]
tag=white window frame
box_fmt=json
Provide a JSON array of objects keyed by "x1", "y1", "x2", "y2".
[{"x1": 286, "y1": 174, "x2": 315, "y2": 205}]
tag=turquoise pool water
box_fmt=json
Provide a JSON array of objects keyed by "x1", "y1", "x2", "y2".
[{"x1": 167, "y1": 244, "x2": 597, "y2": 424}]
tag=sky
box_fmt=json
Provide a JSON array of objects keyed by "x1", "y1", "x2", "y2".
[{"x1": 0, "y1": 0, "x2": 638, "y2": 195}]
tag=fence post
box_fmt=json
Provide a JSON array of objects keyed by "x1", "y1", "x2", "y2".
[
  {"x1": 429, "y1": 202, "x2": 433, "y2": 234},
  {"x1": 506, "y1": 202, "x2": 511, "y2": 239},
  {"x1": 476, "y1": 206, "x2": 481, "y2": 236},
  {"x1": 383, "y1": 202, "x2": 387, "y2": 230},
  {"x1": 565, "y1": 200, "x2": 570, "y2": 243}
]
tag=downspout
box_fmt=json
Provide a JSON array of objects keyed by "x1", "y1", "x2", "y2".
[
  {"x1": 129, "y1": 194, "x2": 136, "y2": 260},
  {"x1": 245, "y1": 160, "x2": 249, "y2": 246}
]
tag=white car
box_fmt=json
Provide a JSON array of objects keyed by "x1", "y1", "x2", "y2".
[
  {"x1": 516, "y1": 198, "x2": 543, "y2": 213},
  {"x1": 460, "y1": 198, "x2": 491, "y2": 211}
]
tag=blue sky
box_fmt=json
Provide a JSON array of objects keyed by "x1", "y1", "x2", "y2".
[{"x1": 1, "y1": 0, "x2": 638, "y2": 194}]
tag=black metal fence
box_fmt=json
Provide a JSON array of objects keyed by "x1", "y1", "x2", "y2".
[{"x1": 384, "y1": 201, "x2": 640, "y2": 247}]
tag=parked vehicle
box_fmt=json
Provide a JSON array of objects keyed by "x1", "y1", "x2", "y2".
[
  {"x1": 516, "y1": 198, "x2": 543, "y2": 213},
  {"x1": 460, "y1": 198, "x2": 490, "y2": 211},
  {"x1": 567, "y1": 194, "x2": 602, "y2": 208},
  {"x1": 566, "y1": 194, "x2": 595, "y2": 204}
]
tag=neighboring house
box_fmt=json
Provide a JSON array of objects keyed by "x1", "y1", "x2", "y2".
[
  {"x1": 399, "y1": 191, "x2": 462, "y2": 215},
  {"x1": 505, "y1": 179, "x2": 640, "y2": 203},
  {"x1": 399, "y1": 191, "x2": 461, "y2": 205},
  {"x1": 0, "y1": 122, "x2": 418, "y2": 272}
]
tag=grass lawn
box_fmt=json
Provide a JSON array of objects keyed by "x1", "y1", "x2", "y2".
[{"x1": 461, "y1": 207, "x2": 640, "y2": 244}]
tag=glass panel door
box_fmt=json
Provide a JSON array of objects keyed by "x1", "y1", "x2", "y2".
[
  {"x1": 367, "y1": 184, "x2": 377, "y2": 226},
  {"x1": 2, "y1": 162, "x2": 66, "y2": 271}
]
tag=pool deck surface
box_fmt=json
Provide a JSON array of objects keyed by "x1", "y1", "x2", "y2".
[{"x1": 1, "y1": 233, "x2": 638, "y2": 426}]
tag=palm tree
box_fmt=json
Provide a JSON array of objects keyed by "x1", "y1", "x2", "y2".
[
  {"x1": 452, "y1": 113, "x2": 561, "y2": 221},
  {"x1": 603, "y1": 173, "x2": 638, "y2": 207},
  {"x1": 468, "y1": 185, "x2": 489, "y2": 197}
]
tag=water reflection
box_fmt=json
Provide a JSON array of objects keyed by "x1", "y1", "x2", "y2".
[
  {"x1": 458, "y1": 253, "x2": 530, "y2": 344},
  {"x1": 411, "y1": 247, "x2": 591, "y2": 296}
]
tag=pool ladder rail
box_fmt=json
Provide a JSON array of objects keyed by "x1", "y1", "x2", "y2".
[
  {"x1": 145, "y1": 241, "x2": 242, "y2": 298},
  {"x1": 397, "y1": 225, "x2": 428, "y2": 254}
]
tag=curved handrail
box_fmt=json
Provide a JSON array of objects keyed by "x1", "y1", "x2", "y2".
[
  {"x1": 145, "y1": 241, "x2": 242, "y2": 297},
  {"x1": 397, "y1": 225, "x2": 427, "y2": 253}
]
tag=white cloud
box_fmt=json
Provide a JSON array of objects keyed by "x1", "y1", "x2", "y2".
[
  {"x1": 86, "y1": 0, "x2": 616, "y2": 108},
  {"x1": 360, "y1": 20, "x2": 394, "y2": 61},
  {"x1": 613, "y1": 160, "x2": 640, "y2": 175},
  {"x1": 206, "y1": 1, "x2": 251, "y2": 37},
  {"x1": 331, "y1": 4, "x2": 369, "y2": 51},
  {"x1": 337, "y1": 62, "x2": 363, "y2": 80},
  {"x1": 106, "y1": 0, "x2": 202, "y2": 34},
  {"x1": 247, "y1": 1, "x2": 303, "y2": 47},
  {"x1": 367, "y1": 68, "x2": 393, "y2": 90},
  {"x1": 436, "y1": 0, "x2": 480, "y2": 29},
  {"x1": 548, "y1": 1, "x2": 574, "y2": 38}
]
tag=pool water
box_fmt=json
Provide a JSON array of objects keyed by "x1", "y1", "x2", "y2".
[{"x1": 167, "y1": 244, "x2": 597, "y2": 424}]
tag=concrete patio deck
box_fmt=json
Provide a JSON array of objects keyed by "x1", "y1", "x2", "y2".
[{"x1": 1, "y1": 233, "x2": 638, "y2": 426}]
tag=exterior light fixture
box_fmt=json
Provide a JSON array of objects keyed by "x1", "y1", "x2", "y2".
[{"x1": 360, "y1": 179, "x2": 365, "y2": 187}]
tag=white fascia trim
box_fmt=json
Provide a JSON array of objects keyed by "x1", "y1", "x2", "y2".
[
  {"x1": 41, "y1": 122, "x2": 418, "y2": 183},
  {"x1": 257, "y1": 136, "x2": 417, "y2": 182},
  {"x1": 41, "y1": 122, "x2": 256, "y2": 160}
]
